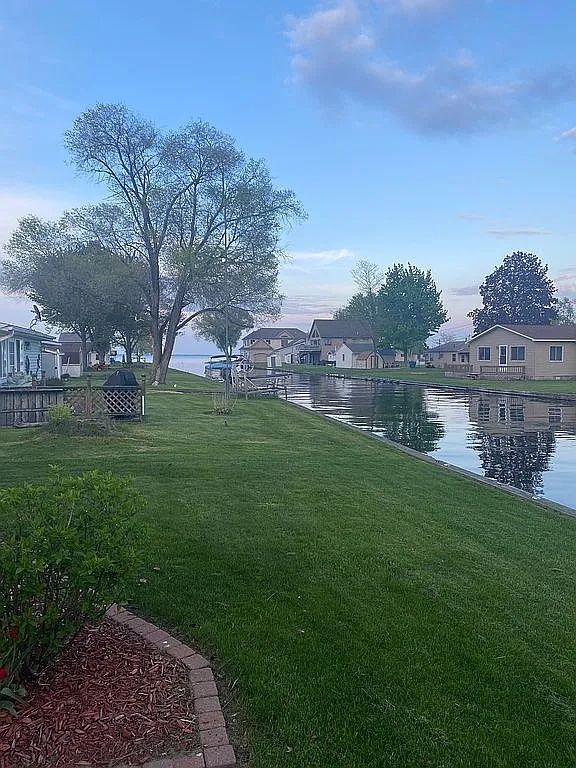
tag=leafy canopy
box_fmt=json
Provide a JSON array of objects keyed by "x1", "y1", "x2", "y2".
[
  {"x1": 469, "y1": 251, "x2": 557, "y2": 333},
  {"x1": 378, "y1": 264, "x2": 448, "y2": 355}
]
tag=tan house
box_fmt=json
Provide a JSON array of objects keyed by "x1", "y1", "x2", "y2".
[
  {"x1": 240, "y1": 327, "x2": 306, "y2": 365},
  {"x1": 302, "y1": 319, "x2": 373, "y2": 365},
  {"x1": 425, "y1": 340, "x2": 469, "y2": 369},
  {"x1": 334, "y1": 342, "x2": 396, "y2": 369},
  {"x1": 468, "y1": 324, "x2": 576, "y2": 380}
]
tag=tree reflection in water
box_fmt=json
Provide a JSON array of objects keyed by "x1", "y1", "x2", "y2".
[
  {"x1": 306, "y1": 376, "x2": 445, "y2": 454},
  {"x1": 476, "y1": 431, "x2": 556, "y2": 496}
]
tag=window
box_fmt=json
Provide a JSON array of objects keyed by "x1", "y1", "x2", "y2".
[
  {"x1": 478, "y1": 347, "x2": 491, "y2": 361},
  {"x1": 510, "y1": 346, "x2": 525, "y2": 361},
  {"x1": 342, "y1": 354, "x2": 345, "y2": 361},
  {"x1": 438, "y1": 353, "x2": 444, "y2": 359},
  {"x1": 8, "y1": 341, "x2": 15, "y2": 372},
  {"x1": 281, "y1": 338, "x2": 289, "y2": 347},
  {"x1": 265, "y1": 339, "x2": 271, "y2": 344},
  {"x1": 549, "y1": 345, "x2": 563, "y2": 362},
  {"x1": 451, "y1": 353, "x2": 457, "y2": 362},
  {"x1": 478, "y1": 401, "x2": 490, "y2": 421},
  {"x1": 325, "y1": 338, "x2": 332, "y2": 345},
  {"x1": 549, "y1": 407, "x2": 562, "y2": 425},
  {"x1": 510, "y1": 405, "x2": 524, "y2": 422}
]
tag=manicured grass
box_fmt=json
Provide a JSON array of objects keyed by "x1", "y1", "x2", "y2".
[
  {"x1": 1, "y1": 369, "x2": 576, "y2": 767},
  {"x1": 65, "y1": 364, "x2": 221, "y2": 391},
  {"x1": 284, "y1": 363, "x2": 576, "y2": 396}
]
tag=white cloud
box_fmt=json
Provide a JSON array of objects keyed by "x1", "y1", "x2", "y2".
[
  {"x1": 287, "y1": 248, "x2": 353, "y2": 265},
  {"x1": 487, "y1": 227, "x2": 551, "y2": 238},
  {"x1": 286, "y1": 1, "x2": 576, "y2": 134},
  {"x1": 559, "y1": 127, "x2": 576, "y2": 140}
]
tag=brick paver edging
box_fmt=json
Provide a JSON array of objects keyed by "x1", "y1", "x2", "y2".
[{"x1": 106, "y1": 604, "x2": 236, "y2": 768}]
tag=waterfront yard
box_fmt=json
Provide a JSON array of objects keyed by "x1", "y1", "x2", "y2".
[
  {"x1": 1, "y1": 369, "x2": 575, "y2": 767},
  {"x1": 285, "y1": 363, "x2": 576, "y2": 396}
]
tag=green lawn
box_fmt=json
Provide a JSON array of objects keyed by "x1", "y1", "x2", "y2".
[
  {"x1": 284, "y1": 363, "x2": 576, "y2": 396},
  {"x1": 2, "y1": 368, "x2": 576, "y2": 767}
]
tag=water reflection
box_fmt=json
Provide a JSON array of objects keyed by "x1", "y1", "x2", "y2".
[
  {"x1": 468, "y1": 395, "x2": 575, "y2": 497},
  {"x1": 288, "y1": 374, "x2": 576, "y2": 509}
]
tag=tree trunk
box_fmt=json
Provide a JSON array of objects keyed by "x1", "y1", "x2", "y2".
[
  {"x1": 151, "y1": 327, "x2": 163, "y2": 383},
  {"x1": 156, "y1": 338, "x2": 175, "y2": 384},
  {"x1": 124, "y1": 337, "x2": 133, "y2": 366},
  {"x1": 80, "y1": 332, "x2": 89, "y2": 374}
]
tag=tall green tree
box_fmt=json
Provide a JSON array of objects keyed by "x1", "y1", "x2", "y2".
[
  {"x1": 377, "y1": 264, "x2": 448, "y2": 361},
  {"x1": 1, "y1": 216, "x2": 147, "y2": 369},
  {"x1": 64, "y1": 104, "x2": 304, "y2": 383},
  {"x1": 468, "y1": 251, "x2": 557, "y2": 333},
  {"x1": 195, "y1": 308, "x2": 254, "y2": 358}
]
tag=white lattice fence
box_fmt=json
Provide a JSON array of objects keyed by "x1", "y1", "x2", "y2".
[{"x1": 63, "y1": 387, "x2": 142, "y2": 419}]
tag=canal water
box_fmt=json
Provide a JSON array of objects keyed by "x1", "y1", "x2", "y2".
[{"x1": 286, "y1": 373, "x2": 576, "y2": 510}]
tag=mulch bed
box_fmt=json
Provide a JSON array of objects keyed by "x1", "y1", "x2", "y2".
[{"x1": 0, "y1": 619, "x2": 200, "y2": 768}]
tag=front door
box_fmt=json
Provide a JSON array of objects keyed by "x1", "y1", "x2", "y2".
[{"x1": 499, "y1": 345, "x2": 507, "y2": 366}]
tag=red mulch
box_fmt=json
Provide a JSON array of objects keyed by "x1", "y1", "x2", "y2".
[{"x1": 0, "y1": 619, "x2": 200, "y2": 768}]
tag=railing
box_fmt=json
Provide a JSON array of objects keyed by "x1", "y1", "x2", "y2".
[
  {"x1": 479, "y1": 365, "x2": 526, "y2": 379},
  {"x1": 445, "y1": 364, "x2": 473, "y2": 373}
]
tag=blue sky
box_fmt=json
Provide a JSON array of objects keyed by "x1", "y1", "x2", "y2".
[{"x1": 1, "y1": 0, "x2": 576, "y2": 351}]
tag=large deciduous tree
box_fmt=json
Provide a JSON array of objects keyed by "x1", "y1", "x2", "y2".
[
  {"x1": 377, "y1": 264, "x2": 448, "y2": 361},
  {"x1": 64, "y1": 104, "x2": 304, "y2": 383},
  {"x1": 195, "y1": 308, "x2": 254, "y2": 358},
  {"x1": 468, "y1": 251, "x2": 557, "y2": 333},
  {"x1": 2, "y1": 215, "x2": 147, "y2": 369}
]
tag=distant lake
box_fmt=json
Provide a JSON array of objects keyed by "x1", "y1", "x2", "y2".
[{"x1": 170, "y1": 354, "x2": 212, "y2": 376}]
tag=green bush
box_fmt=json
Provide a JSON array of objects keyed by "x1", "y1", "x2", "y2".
[
  {"x1": 46, "y1": 404, "x2": 113, "y2": 436},
  {"x1": 46, "y1": 403, "x2": 73, "y2": 427},
  {"x1": 0, "y1": 470, "x2": 146, "y2": 713}
]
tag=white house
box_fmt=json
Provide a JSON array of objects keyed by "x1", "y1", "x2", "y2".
[{"x1": 334, "y1": 342, "x2": 397, "y2": 369}]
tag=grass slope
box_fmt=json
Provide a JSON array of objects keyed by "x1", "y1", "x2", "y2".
[
  {"x1": 1, "y1": 369, "x2": 575, "y2": 767},
  {"x1": 284, "y1": 364, "x2": 576, "y2": 396}
]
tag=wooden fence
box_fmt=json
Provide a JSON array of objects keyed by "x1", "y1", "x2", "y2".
[
  {"x1": 0, "y1": 388, "x2": 64, "y2": 427},
  {"x1": 0, "y1": 378, "x2": 146, "y2": 427}
]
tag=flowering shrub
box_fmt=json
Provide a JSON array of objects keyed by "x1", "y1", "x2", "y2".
[{"x1": 0, "y1": 470, "x2": 146, "y2": 714}]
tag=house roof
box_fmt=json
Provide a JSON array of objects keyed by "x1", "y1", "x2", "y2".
[
  {"x1": 0, "y1": 323, "x2": 55, "y2": 341},
  {"x1": 343, "y1": 342, "x2": 374, "y2": 354},
  {"x1": 339, "y1": 343, "x2": 396, "y2": 357},
  {"x1": 429, "y1": 340, "x2": 468, "y2": 353},
  {"x1": 242, "y1": 327, "x2": 306, "y2": 343},
  {"x1": 59, "y1": 332, "x2": 83, "y2": 343},
  {"x1": 310, "y1": 319, "x2": 372, "y2": 338},
  {"x1": 471, "y1": 324, "x2": 576, "y2": 342}
]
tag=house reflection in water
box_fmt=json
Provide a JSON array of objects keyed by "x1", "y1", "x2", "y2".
[{"x1": 468, "y1": 394, "x2": 576, "y2": 495}]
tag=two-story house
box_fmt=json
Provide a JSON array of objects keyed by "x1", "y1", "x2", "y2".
[
  {"x1": 240, "y1": 327, "x2": 307, "y2": 365},
  {"x1": 301, "y1": 319, "x2": 373, "y2": 365}
]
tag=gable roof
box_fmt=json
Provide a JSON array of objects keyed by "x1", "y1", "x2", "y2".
[
  {"x1": 471, "y1": 324, "x2": 576, "y2": 342},
  {"x1": 342, "y1": 342, "x2": 374, "y2": 355},
  {"x1": 242, "y1": 327, "x2": 306, "y2": 343},
  {"x1": 0, "y1": 323, "x2": 55, "y2": 341},
  {"x1": 429, "y1": 340, "x2": 468, "y2": 353},
  {"x1": 310, "y1": 319, "x2": 372, "y2": 338}
]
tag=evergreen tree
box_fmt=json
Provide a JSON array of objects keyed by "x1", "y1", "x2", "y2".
[{"x1": 469, "y1": 251, "x2": 557, "y2": 333}]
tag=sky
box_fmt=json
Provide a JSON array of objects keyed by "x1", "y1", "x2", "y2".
[{"x1": 1, "y1": 0, "x2": 576, "y2": 352}]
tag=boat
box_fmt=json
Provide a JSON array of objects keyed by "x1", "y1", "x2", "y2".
[{"x1": 204, "y1": 354, "x2": 251, "y2": 380}]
